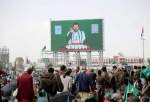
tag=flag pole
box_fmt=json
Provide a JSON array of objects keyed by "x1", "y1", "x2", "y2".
[
  {"x1": 142, "y1": 37, "x2": 145, "y2": 65},
  {"x1": 141, "y1": 27, "x2": 145, "y2": 65}
]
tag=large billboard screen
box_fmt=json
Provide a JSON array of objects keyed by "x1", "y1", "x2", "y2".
[{"x1": 51, "y1": 19, "x2": 103, "y2": 51}]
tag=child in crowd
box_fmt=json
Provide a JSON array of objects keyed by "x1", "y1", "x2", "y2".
[{"x1": 38, "y1": 90, "x2": 47, "y2": 102}]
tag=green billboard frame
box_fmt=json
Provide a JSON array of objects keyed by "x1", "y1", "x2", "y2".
[{"x1": 51, "y1": 19, "x2": 103, "y2": 52}]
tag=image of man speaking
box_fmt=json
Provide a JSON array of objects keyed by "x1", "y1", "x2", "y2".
[{"x1": 66, "y1": 23, "x2": 87, "y2": 49}]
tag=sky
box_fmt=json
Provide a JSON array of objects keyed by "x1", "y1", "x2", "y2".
[{"x1": 0, "y1": 0, "x2": 150, "y2": 62}]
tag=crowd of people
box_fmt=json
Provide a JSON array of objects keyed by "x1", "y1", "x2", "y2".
[{"x1": 0, "y1": 63, "x2": 150, "y2": 102}]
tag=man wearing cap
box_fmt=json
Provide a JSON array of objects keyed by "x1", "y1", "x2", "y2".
[{"x1": 16, "y1": 64, "x2": 35, "y2": 102}]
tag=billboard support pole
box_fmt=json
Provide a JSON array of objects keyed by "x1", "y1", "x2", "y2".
[
  {"x1": 64, "y1": 52, "x2": 69, "y2": 66},
  {"x1": 66, "y1": 52, "x2": 69, "y2": 66},
  {"x1": 75, "y1": 51, "x2": 81, "y2": 67},
  {"x1": 98, "y1": 50, "x2": 103, "y2": 67},
  {"x1": 64, "y1": 52, "x2": 65, "y2": 65},
  {"x1": 56, "y1": 52, "x2": 58, "y2": 67},
  {"x1": 52, "y1": 52, "x2": 55, "y2": 67},
  {"x1": 87, "y1": 51, "x2": 91, "y2": 67},
  {"x1": 98, "y1": 51, "x2": 100, "y2": 67},
  {"x1": 53, "y1": 52, "x2": 57, "y2": 67}
]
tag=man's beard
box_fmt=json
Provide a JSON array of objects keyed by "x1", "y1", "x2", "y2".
[{"x1": 74, "y1": 29, "x2": 79, "y2": 32}]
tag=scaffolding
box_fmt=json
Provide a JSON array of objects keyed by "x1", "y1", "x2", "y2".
[{"x1": 41, "y1": 49, "x2": 103, "y2": 68}]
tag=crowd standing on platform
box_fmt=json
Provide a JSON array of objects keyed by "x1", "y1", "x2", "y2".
[{"x1": 0, "y1": 62, "x2": 150, "y2": 102}]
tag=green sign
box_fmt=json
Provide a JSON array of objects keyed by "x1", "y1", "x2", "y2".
[{"x1": 51, "y1": 19, "x2": 103, "y2": 51}]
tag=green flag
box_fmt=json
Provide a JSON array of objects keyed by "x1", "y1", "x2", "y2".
[
  {"x1": 67, "y1": 96, "x2": 70, "y2": 102},
  {"x1": 123, "y1": 83, "x2": 140, "y2": 102},
  {"x1": 140, "y1": 69, "x2": 145, "y2": 79},
  {"x1": 141, "y1": 67, "x2": 150, "y2": 79}
]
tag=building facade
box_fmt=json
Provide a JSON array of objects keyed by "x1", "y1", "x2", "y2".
[{"x1": 0, "y1": 47, "x2": 9, "y2": 68}]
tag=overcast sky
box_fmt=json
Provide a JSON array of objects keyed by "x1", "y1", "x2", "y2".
[{"x1": 0, "y1": 0, "x2": 150, "y2": 62}]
